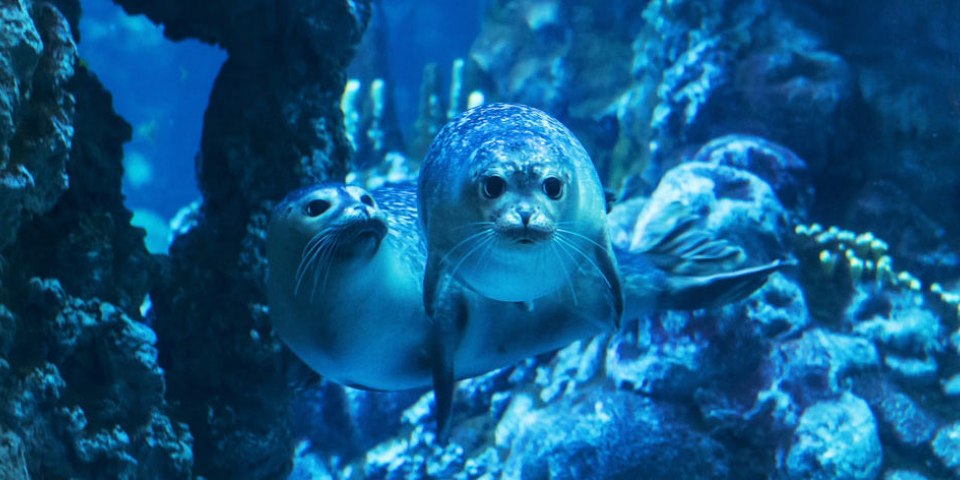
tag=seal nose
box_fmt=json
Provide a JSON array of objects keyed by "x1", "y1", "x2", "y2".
[
  {"x1": 348, "y1": 204, "x2": 372, "y2": 218},
  {"x1": 516, "y1": 204, "x2": 534, "y2": 226}
]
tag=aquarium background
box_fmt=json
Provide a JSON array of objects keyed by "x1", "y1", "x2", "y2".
[{"x1": 0, "y1": 0, "x2": 959, "y2": 479}]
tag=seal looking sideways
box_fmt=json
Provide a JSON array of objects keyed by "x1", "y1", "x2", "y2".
[
  {"x1": 266, "y1": 184, "x2": 429, "y2": 391},
  {"x1": 266, "y1": 182, "x2": 784, "y2": 435}
]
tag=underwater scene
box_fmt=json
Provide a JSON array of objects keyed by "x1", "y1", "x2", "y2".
[{"x1": 1, "y1": 0, "x2": 959, "y2": 478}]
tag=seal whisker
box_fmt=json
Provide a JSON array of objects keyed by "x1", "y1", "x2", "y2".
[
  {"x1": 296, "y1": 235, "x2": 324, "y2": 288},
  {"x1": 472, "y1": 234, "x2": 499, "y2": 273},
  {"x1": 440, "y1": 229, "x2": 494, "y2": 267},
  {"x1": 449, "y1": 221, "x2": 495, "y2": 232},
  {"x1": 554, "y1": 234, "x2": 613, "y2": 290},
  {"x1": 301, "y1": 231, "x2": 337, "y2": 284},
  {"x1": 297, "y1": 228, "x2": 334, "y2": 280},
  {"x1": 303, "y1": 231, "x2": 337, "y2": 300},
  {"x1": 308, "y1": 241, "x2": 329, "y2": 301},
  {"x1": 447, "y1": 234, "x2": 495, "y2": 282},
  {"x1": 315, "y1": 233, "x2": 343, "y2": 299},
  {"x1": 296, "y1": 232, "x2": 333, "y2": 296},
  {"x1": 301, "y1": 227, "x2": 335, "y2": 265},
  {"x1": 556, "y1": 227, "x2": 609, "y2": 252},
  {"x1": 550, "y1": 242, "x2": 579, "y2": 306}
]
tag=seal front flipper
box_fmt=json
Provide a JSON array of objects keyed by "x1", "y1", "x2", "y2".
[
  {"x1": 428, "y1": 282, "x2": 466, "y2": 442},
  {"x1": 593, "y1": 242, "x2": 624, "y2": 328},
  {"x1": 423, "y1": 254, "x2": 441, "y2": 319}
]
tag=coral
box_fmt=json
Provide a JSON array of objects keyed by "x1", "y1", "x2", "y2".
[
  {"x1": 339, "y1": 57, "x2": 487, "y2": 189},
  {"x1": 408, "y1": 58, "x2": 486, "y2": 165},
  {"x1": 794, "y1": 222, "x2": 960, "y2": 329},
  {"x1": 340, "y1": 77, "x2": 405, "y2": 176}
]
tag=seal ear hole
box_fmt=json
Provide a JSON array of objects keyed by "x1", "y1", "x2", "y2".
[
  {"x1": 482, "y1": 176, "x2": 506, "y2": 199},
  {"x1": 305, "y1": 199, "x2": 331, "y2": 217},
  {"x1": 360, "y1": 194, "x2": 375, "y2": 207},
  {"x1": 543, "y1": 177, "x2": 563, "y2": 200}
]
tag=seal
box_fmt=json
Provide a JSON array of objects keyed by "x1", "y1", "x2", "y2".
[
  {"x1": 417, "y1": 103, "x2": 626, "y2": 435},
  {"x1": 267, "y1": 182, "x2": 784, "y2": 436}
]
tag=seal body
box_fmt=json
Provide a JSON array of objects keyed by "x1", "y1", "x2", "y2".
[{"x1": 417, "y1": 104, "x2": 624, "y2": 435}]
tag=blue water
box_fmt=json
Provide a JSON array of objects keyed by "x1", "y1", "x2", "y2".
[{"x1": 78, "y1": 1, "x2": 224, "y2": 221}]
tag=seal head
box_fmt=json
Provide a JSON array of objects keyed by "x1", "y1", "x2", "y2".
[
  {"x1": 267, "y1": 184, "x2": 430, "y2": 390},
  {"x1": 419, "y1": 103, "x2": 623, "y2": 309},
  {"x1": 271, "y1": 184, "x2": 387, "y2": 298}
]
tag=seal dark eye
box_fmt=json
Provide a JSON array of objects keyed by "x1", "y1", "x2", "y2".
[
  {"x1": 482, "y1": 176, "x2": 506, "y2": 199},
  {"x1": 542, "y1": 177, "x2": 563, "y2": 200},
  {"x1": 305, "y1": 199, "x2": 331, "y2": 217},
  {"x1": 360, "y1": 194, "x2": 375, "y2": 207}
]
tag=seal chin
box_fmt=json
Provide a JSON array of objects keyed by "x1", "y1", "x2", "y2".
[
  {"x1": 453, "y1": 240, "x2": 571, "y2": 302},
  {"x1": 498, "y1": 225, "x2": 554, "y2": 246}
]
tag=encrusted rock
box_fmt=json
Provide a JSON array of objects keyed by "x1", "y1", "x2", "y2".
[
  {"x1": 0, "y1": 1, "x2": 75, "y2": 249},
  {"x1": 852, "y1": 375, "x2": 939, "y2": 449},
  {"x1": 106, "y1": 0, "x2": 373, "y2": 476},
  {"x1": 932, "y1": 422, "x2": 960, "y2": 478},
  {"x1": 0, "y1": 428, "x2": 28, "y2": 480},
  {"x1": 691, "y1": 134, "x2": 813, "y2": 215},
  {"x1": 785, "y1": 393, "x2": 883, "y2": 480},
  {"x1": 500, "y1": 389, "x2": 733, "y2": 479},
  {"x1": 626, "y1": 162, "x2": 788, "y2": 263}
]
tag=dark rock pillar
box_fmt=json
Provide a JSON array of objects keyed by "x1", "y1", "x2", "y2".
[
  {"x1": 111, "y1": 0, "x2": 371, "y2": 477},
  {"x1": 1, "y1": 1, "x2": 192, "y2": 478}
]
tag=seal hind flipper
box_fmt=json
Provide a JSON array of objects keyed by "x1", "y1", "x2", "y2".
[
  {"x1": 621, "y1": 200, "x2": 787, "y2": 312},
  {"x1": 594, "y1": 243, "x2": 624, "y2": 328},
  {"x1": 658, "y1": 259, "x2": 786, "y2": 310},
  {"x1": 636, "y1": 206, "x2": 746, "y2": 276}
]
